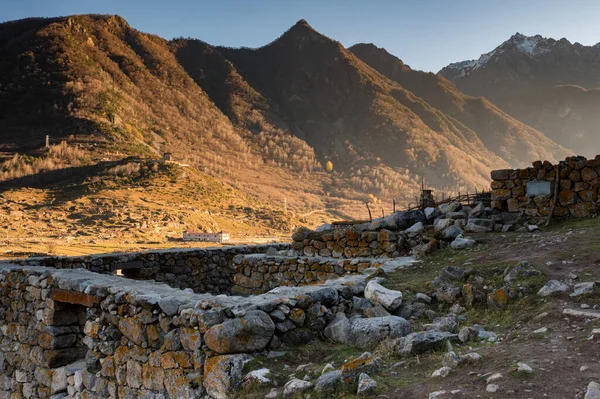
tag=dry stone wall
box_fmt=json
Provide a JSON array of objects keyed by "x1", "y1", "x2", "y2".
[
  {"x1": 231, "y1": 255, "x2": 387, "y2": 295},
  {"x1": 491, "y1": 156, "x2": 600, "y2": 219},
  {"x1": 292, "y1": 210, "x2": 428, "y2": 259},
  {"x1": 0, "y1": 244, "x2": 289, "y2": 295},
  {"x1": 0, "y1": 259, "x2": 413, "y2": 399}
]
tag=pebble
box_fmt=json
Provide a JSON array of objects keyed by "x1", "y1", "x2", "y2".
[
  {"x1": 429, "y1": 391, "x2": 447, "y2": 399},
  {"x1": 486, "y1": 384, "x2": 499, "y2": 393},
  {"x1": 431, "y1": 366, "x2": 452, "y2": 378},
  {"x1": 486, "y1": 373, "x2": 503, "y2": 383},
  {"x1": 517, "y1": 362, "x2": 533, "y2": 374},
  {"x1": 581, "y1": 366, "x2": 589, "y2": 372},
  {"x1": 533, "y1": 327, "x2": 548, "y2": 334}
]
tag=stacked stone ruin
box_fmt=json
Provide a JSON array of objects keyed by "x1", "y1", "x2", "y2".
[
  {"x1": 0, "y1": 256, "x2": 414, "y2": 399},
  {"x1": 491, "y1": 155, "x2": 600, "y2": 219},
  {"x1": 0, "y1": 199, "x2": 523, "y2": 398},
  {"x1": 291, "y1": 210, "x2": 430, "y2": 258}
]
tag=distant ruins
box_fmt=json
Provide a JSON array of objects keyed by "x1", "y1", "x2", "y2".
[{"x1": 183, "y1": 231, "x2": 230, "y2": 243}]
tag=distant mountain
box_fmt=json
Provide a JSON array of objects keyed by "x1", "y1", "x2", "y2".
[
  {"x1": 349, "y1": 43, "x2": 569, "y2": 166},
  {"x1": 0, "y1": 15, "x2": 573, "y2": 233},
  {"x1": 439, "y1": 33, "x2": 600, "y2": 156}
]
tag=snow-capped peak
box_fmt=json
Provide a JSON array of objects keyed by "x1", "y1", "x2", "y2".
[
  {"x1": 444, "y1": 33, "x2": 553, "y2": 77},
  {"x1": 510, "y1": 34, "x2": 551, "y2": 56}
]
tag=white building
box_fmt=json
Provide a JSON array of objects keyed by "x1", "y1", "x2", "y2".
[{"x1": 183, "y1": 231, "x2": 230, "y2": 243}]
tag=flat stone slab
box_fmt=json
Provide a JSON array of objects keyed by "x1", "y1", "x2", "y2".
[{"x1": 563, "y1": 309, "x2": 600, "y2": 319}]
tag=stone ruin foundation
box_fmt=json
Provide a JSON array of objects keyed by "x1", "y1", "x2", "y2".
[
  {"x1": 0, "y1": 252, "x2": 414, "y2": 398},
  {"x1": 0, "y1": 205, "x2": 506, "y2": 398}
]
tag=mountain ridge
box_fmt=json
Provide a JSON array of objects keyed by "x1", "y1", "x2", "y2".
[
  {"x1": 439, "y1": 32, "x2": 600, "y2": 157},
  {"x1": 0, "y1": 15, "x2": 574, "y2": 234}
]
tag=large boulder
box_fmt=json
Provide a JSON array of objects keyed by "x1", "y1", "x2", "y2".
[
  {"x1": 465, "y1": 219, "x2": 494, "y2": 233},
  {"x1": 503, "y1": 261, "x2": 542, "y2": 283},
  {"x1": 423, "y1": 316, "x2": 458, "y2": 333},
  {"x1": 204, "y1": 311, "x2": 275, "y2": 354},
  {"x1": 325, "y1": 314, "x2": 411, "y2": 349},
  {"x1": 440, "y1": 226, "x2": 463, "y2": 241},
  {"x1": 406, "y1": 222, "x2": 424, "y2": 235},
  {"x1": 425, "y1": 207, "x2": 441, "y2": 221},
  {"x1": 451, "y1": 236, "x2": 476, "y2": 250},
  {"x1": 291, "y1": 227, "x2": 312, "y2": 241},
  {"x1": 283, "y1": 379, "x2": 314, "y2": 397},
  {"x1": 434, "y1": 284, "x2": 462, "y2": 304},
  {"x1": 357, "y1": 373, "x2": 377, "y2": 396},
  {"x1": 341, "y1": 352, "x2": 381, "y2": 389},
  {"x1": 430, "y1": 267, "x2": 466, "y2": 289},
  {"x1": 396, "y1": 331, "x2": 459, "y2": 355},
  {"x1": 308, "y1": 287, "x2": 339, "y2": 307},
  {"x1": 323, "y1": 313, "x2": 351, "y2": 344},
  {"x1": 395, "y1": 210, "x2": 427, "y2": 230},
  {"x1": 203, "y1": 354, "x2": 253, "y2": 399},
  {"x1": 314, "y1": 370, "x2": 342, "y2": 393},
  {"x1": 349, "y1": 317, "x2": 411, "y2": 349},
  {"x1": 439, "y1": 202, "x2": 462, "y2": 215},
  {"x1": 364, "y1": 281, "x2": 403, "y2": 311},
  {"x1": 470, "y1": 203, "x2": 485, "y2": 218},
  {"x1": 434, "y1": 218, "x2": 454, "y2": 232},
  {"x1": 537, "y1": 280, "x2": 570, "y2": 297}
]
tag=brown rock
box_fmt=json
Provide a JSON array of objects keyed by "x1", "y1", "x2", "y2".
[
  {"x1": 574, "y1": 182, "x2": 590, "y2": 192},
  {"x1": 204, "y1": 354, "x2": 252, "y2": 399},
  {"x1": 118, "y1": 317, "x2": 147, "y2": 347},
  {"x1": 491, "y1": 181, "x2": 504, "y2": 189},
  {"x1": 346, "y1": 229, "x2": 360, "y2": 241},
  {"x1": 518, "y1": 169, "x2": 529, "y2": 179},
  {"x1": 559, "y1": 179, "x2": 572, "y2": 190},
  {"x1": 537, "y1": 169, "x2": 547, "y2": 180},
  {"x1": 559, "y1": 167, "x2": 572, "y2": 179},
  {"x1": 491, "y1": 189, "x2": 511, "y2": 201},
  {"x1": 507, "y1": 198, "x2": 520, "y2": 212},
  {"x1": 582, "y1": 167, "x2": 598, "y2": 181},
  {"x1": 569, "y1": 170, "x2": 581, "y2": 182},
  {"x1": 559, "y1": 190, "x2": 577, "y2": 206},
  {"x1": 570, "y1": 202, "x2": 595, "y2": 218},
  {"x1": 580, "y1": 190, "x2": 597, "y2": 202},
  {"x1": 491, "y1": 169, "x2": 513, "y2": 180},
  {"x1": 511, "y1": 186, "x2": 525, "y2": 197},
  {"x1": 142, "y1": 365, "x2": 165, "y2": 391},
  {"x1": 204, "y1": 311, "x2": 275, "y2": 354}
]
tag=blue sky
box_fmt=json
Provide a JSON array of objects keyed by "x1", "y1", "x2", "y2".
[{"x1": 2, "y1": 0, "x2": 600, "y2": 72}]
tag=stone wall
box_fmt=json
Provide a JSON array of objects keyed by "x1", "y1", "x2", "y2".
[
  {"x1": 491, "y1": 156, "x2": 600, "y2": 219},
  {"x1": 292, "y1": 210, "x2": 428, "y2": 259},
  {"x1": 231, "y1": 255, "x2": 387, "y2": 295},
  {"x1": 0, "y1": 244, "x2": 290, "y2": 295},
  {"x1": 0, "y1": 259, "x2": 413, "y2": 399}
]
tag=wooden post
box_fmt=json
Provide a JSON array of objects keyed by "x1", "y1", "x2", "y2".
[
  {"x1": 365, "y1": 202, "x2": 372, "y2": 222},
  {"x1": 393, "y1": 199, "x2": 396, "y2": 213},
  {"x1": 45, "y1": 135, "x2": 50, "y2": 148},
  {"x1": 381, "y1": 207, "x2": 385, "y2": 218},
  {"x1": 546, "y1": 164, "x2": 561, "y2": 226}
]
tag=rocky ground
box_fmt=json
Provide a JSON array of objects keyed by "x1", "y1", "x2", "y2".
[{"x1": 233, "y1": 216, "x2": 600, "y2": 398}]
